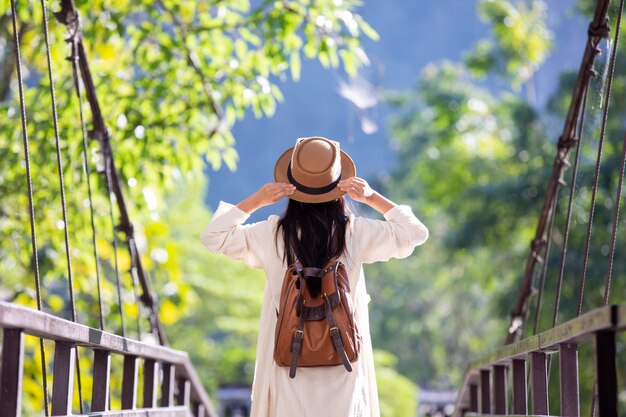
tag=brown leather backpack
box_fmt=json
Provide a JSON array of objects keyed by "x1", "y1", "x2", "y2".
[{"x1": 274, "y1": 260, "x2": 362, "y2": 378}]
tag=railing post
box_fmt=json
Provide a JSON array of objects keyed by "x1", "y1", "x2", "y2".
[
  {"x1": 493, "y1": 365, "x2": 508, "y2": 414},
  {"x1": 512, "y1": 359, "x2": 528, "y2": 414},
  {"x1": 177, "y1": 378, "x2": 191, "y2": 406},
  {"x1": 121, "y1": 355, "x2": 138, "y2": 409},
  {"x1": 161, "y1": 363, "x2": 175, "y2": 406},
  {"x1": 469, "y1": 383, "x2": 479, "y2": 412},
  {"x1": 480, "y1": 369, "x2": 491, "y2": 413},
  {"x1": 530, "y1": 352, "x2": 549, "y2": 414},
  {"x1": 560, "y1": 343, "x2": 580, "y2": 417},
  {"x1": 194, "y1": 403, "x2": 206, "y2": 417},
  {"x1": 51, "y1": 341, "x2": 75, "y2": 416},
  {"x1": 143, "y1": 359, "x2": 159, "y2": 408},
  {"x1": 0, "y1": 328, "x2": 25, "y2": 417},
  {"x1": 91, "y1": 350, "x2": 111, "y2": 411},
  {"x1": 595, "y1": 331, "x2": 617, "y2": 417}
]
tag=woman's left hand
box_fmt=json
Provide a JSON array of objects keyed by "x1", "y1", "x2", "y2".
[
  {"x1": 337, "y1": 177, "x2": 374, "y2": 204},
  {"x1": 338, "y1": 177, "x2": 397, "y2": 214}
]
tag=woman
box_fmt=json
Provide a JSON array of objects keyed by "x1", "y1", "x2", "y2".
[{"x1": 201, "y1": 137, "x2": 428, "y2": 417}]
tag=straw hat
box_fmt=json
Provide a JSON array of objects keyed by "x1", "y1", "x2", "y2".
[{"x1": 274, "y1": 137, "x2": 356, "y2": 203}]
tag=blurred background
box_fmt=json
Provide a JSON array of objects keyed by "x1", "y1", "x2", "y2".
[{"x1": 2, "y1": 0, "x2": 621, "y2": 415}]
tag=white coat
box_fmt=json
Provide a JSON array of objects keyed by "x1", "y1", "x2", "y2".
[{"x1": 200, "y1": 201, "x2": 428, "y2": 417}]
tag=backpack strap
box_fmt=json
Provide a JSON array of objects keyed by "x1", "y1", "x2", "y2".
[
  {"x1": 299, "y1": 292, "x2": 340, "y2": 320},
  {"x1": 289, "y1": 316, "x2": 305, "y2": 378},
  {"x1": 323, "y1": 293, "x2": 352, "y2": 372}
]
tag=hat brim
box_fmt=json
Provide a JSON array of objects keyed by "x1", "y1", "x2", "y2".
[{"x1": 274, "y1": 146, "x2": 356, "y2": 203}]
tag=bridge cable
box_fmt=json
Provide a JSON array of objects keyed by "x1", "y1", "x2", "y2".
[
  {"x1": 578, "y1": 0, "x2": 625, "y2": 316},
  {"x1": 552, "y1": 81, "x2": 590, "y2": 327},
  {"x1": 40, "y1": 0, "x2": 84, "y2": 410},
  {"x1": 105, "y1": 180, "x2": 129, "y2": 338},
  {"x1": 603, "y1": 0, "x2": 626, "y2": 306},
  {"x1": 10, "y1": 1, "x2": 50, "y2": 414},
  {"x1": 532, "y1": 193, "x2": 559, "y2": 335},
  {"x1": 67, "y1": 28, "x2": 106, "y2": 333},
  {"x1": 604, "y1": 128, "x2": 626, "y2": 304}
]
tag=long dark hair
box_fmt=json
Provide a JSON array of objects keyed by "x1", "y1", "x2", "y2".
[{"x1": 276, "y1": 198, "x2": 349, "y2": 297}]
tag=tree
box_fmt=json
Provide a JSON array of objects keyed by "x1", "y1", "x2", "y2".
[
  {"x1": 0, "y1": 0, "x2": 375, "y2": 333},
  {"x1": 367, "y1": 0, "x2": 554, "y2": 387},
  {"x1": 0, "y1": 0, "x2": 377, "y2": 411}
]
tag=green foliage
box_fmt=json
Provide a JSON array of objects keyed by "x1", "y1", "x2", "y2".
[
  {"x1": 369, "y1": 5, "x2": 626, "y2": 416},
  {"x1": 369, "y1": 61, "x2": 553, "y2": 387},
  {"x1": 0, "y1": 0, "x2": 377, "y2": 411},
  {"x1": 374, "y1": 350, "x2": 418, "y2": 417},
  {"x1": 368, "y1": 0, "x2": 555, "y2": 389},
  {"x1": 147, "y1": 176, "x2": 264, "y2": 392},
  {"x1": 465, "y1": 0, "x2": 553, "y2": 89}
]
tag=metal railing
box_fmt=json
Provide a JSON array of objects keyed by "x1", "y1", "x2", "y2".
[
  {"x1": 4, "y1": 0, "x2": 220, "y2": 415},
  {"x1": 454, "y1": 0, "x2": 624, "y2": 416},
  {"x1": 0, "y1": 301, "x2": 217, "y2": 416},
  {"x1": 453, "y1": 303, "x2": 622, "y2": 417}
]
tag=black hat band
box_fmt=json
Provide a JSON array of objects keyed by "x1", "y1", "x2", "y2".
[{"x1": 287, "y1": 164, "x2": 341, "y2": 195}]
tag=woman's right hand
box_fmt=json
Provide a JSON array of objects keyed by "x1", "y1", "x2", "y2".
[{"x1": 237, "y1": 183, "x2": 296, "y2": 214}]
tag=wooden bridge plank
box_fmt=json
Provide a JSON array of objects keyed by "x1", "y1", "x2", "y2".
[
  {"x1": 121, "y1": 355, "x2": 138, "y2": 409},
  {"x1": 511, "y1": 359, "x2": 527, "y2": 415},
  {"x1": 595, "y1": 331, "x2": 617, "y2": 417},
  {"x1": 493, "y1": 365, "x2": 507, "y2": 414},
  {"x1": 91, "y1": 350, "x2": 111, "y2": 412},
  {"x1": 143, "y1": 359, "x2": 158, "y2": 408},
  {"x1": 0, "y1": 329, "x2": 24, "y2": 417},
  {"x1": 193, "y1": 403, "x2": 206, "y2": 417},
  {"x1": 469, "y1": 383, "x2": 478, "y2": 413},
  {"x1": 559, "y1": 343, "x2": 579, "y2": 417},
  {"x1": 174, "y1": 362, "x2": 218, "y2": 414},
  {"x1": 161, "y1": 363, "x2": 175, "y2": 406},
  {"x1": 55, "y1": 406, "x2": 188, "y2": 417},
  {"x1": 51, "y1": 341, "x2": 75, "y2": 416},
  {"x1": 480, "y1": 369, "x2": 491, "y2": 414},
  {"x1": 529, "y1": 352, "x2": 548, "y2": 415},
  {"x1": 177, "y1": 378, "x2": 191, "y2": 406}
]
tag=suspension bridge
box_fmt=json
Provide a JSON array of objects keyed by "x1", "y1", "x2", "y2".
[{"x1": 2, "y1": 0, "x2": 626, "y2": 416}]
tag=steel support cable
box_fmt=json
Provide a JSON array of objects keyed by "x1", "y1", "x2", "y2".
[
  {"x1": 40, "y1": 0, "x2": 83, "y2": 411},
  {"x1": 604, "y1": 4, "x2": 626, "y2": 306},
  {"x1": 130, "y1": 265, "x2": 143, "y2": 338},
  {"x1": 68, "y1": 34, "x2": 106, "y2": 332},
  {"x1": 54, "y1": 0, "x2": 167, "y2": 345},
  {"x1": 552, "y1": 83, "x2": 591, "y2": 327},
  {"x1": 505, "y1": 0, "x2": 612, "y2": 344},
  {"x1": 41, "y1": 0, "x2": 76, "y2": 324},
  {"x1": 579, "y1": 0, "x2": 625, "y2": 312},
  {"x1": 9, "y1": 1, "x2": 50, "y2": 414},
  {"x1": 604, "y1": 130, "x2": 626, "y2": 304},
  {"x1": 532, "y1": 194, "x2": 559, "y2": 335}
]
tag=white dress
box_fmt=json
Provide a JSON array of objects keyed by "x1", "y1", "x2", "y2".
[{"x1": 200, "y1": 202, "x2": 428, "y2": 417}]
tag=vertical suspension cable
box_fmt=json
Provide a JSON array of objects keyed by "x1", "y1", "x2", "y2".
[
  {"x1": 68, "y1": 35, "x2": 106, "y2": 331},
  {"x1": 104, "y1": 163, "x2": 128, "y2": 338},
  {"x1": 10, "y1": 1, "x2": 50, "y2": 414},
  {"x1": 532, "y1": 194, "x2": 559, "y2": 335},
  {"x1": 602, "y1": 0, "x2": 626, "y2": 306},
  {"x1": 130, "y1": 266, "x2": 143, "y2": 338},
  {"x1": 579, "y1": 0, "x2": 625, "y2": 306},
  {"x1": 40, "y1": 0, "x2": 83, "y2": 411},
  {"x1": 553, "y1": 81, "x2": 589, "y2": 323},
  {"x1": 604, "y1": 130, "x2": 626, "y2": 304},
  {"x1": 40, "y1": 0, "x2": 76, "y2": 323}
]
